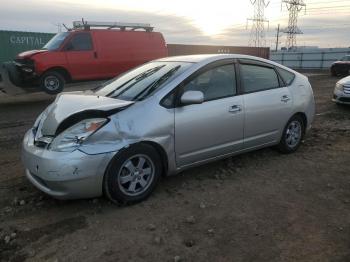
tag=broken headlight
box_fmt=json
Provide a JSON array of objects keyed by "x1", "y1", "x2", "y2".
[{"x1": 49, "y1": 118, "x2": 108, "y2": 152}]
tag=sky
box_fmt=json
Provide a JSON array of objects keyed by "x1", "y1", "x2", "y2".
[{"x1": 0, "y1": 0, "x2": 349, "y2": 49}]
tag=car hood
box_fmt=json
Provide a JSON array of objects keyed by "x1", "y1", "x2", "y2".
[
  {"x1": 333, "y1": 61, "x2": 350, "y2": 65},
  {"x1": 337, "y1": 75, "x2": 350, "y2": 86},
  {"x1": 17, "y1": 49, "x2": 48, "y2": 59},
  {"x1": 39, "y1": 91, "x2": 133, "y2": 136}
]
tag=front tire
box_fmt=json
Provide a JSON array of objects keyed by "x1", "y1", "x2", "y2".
[
  {"x1": 40, "y1": 71, "x2": 65, "y2": 94},
  {"x1": 278, "y1": 115, "x2": 304, "y2": 154},
  {"x1": 104, "y1": 144, "x2": 162, "y2": 205}
]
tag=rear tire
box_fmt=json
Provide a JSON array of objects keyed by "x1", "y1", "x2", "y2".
[
  {"x1": 40, "y1": 71, "x2": 65, "y2": 94},
  {"x1": 104, "y1": 144, "x2": 162, "y2": 205},
  {"x1": 277, "y1": 115, "x2": 305, "y2": 154}
]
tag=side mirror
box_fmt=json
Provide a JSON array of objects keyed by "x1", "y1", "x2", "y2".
[{"x1": 180, "y1": 90, "x2": 204, "y2": 105}]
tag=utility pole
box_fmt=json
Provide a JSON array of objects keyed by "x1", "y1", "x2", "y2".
[
  {"x1": 282, "y1": 0, "x2": 306, "y2": 50},
  {"x1": 247, "y1": 0, "x2": 270, "y2": 48},
  {"x1": 275, "y1": 24, "x2": 282, "y2": 51},
  {"x1": 51, "y1": 22, "x2": 62, "y2": 32}
]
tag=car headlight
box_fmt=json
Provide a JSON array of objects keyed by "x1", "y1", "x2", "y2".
[
  {"x1": 335, "y1": 83, "x2": 344, "y2": 91},
  {"x1": 49, "y1": 118, "x2": 108, "y2": 152}
]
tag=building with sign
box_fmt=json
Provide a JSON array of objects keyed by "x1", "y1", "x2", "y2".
[{"x1": 0, "y1": 30, "x2": 55, "y2": 63}]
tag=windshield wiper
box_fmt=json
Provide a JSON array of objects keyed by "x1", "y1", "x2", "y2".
[
  {"x1": 134, "y1": 65, "x2": 181, "y2": 101},
  {"x1": 109, "y1": 65, "x2": 165, "y2": 98}
]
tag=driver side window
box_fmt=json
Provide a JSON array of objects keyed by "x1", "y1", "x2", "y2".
[
  {"x1": 183, "y1": 64, "x2": 236, "y2": 101},
  {"x1": 65, "y1": 33, "x2": 93, "y2": 51}
]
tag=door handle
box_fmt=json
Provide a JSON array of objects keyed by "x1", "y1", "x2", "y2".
[
  {"x1": 94, "y1": 51, "x2": 98, "y2": 59},
  {"x1": 281, "y1": 95, "x2": 291, "y2": 102},
  {"x1": 229, "y1": 105, "x2": 242, "y2": 113}
]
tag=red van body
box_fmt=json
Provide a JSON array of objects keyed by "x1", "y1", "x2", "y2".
[{"x1": 14, "y1": 28, "x2": 168, "y2": 93}]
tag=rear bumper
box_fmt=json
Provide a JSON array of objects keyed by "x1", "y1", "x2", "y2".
[{"x1": 21, "y1": 130, "x2": 115, "y2": 200}]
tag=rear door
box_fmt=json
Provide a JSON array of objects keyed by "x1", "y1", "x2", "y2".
[
  {"x1": 174, "y1": 61, "x2": 244, "y2": 167},
  {"x1": 238, "y1": 59, "x2": 293, "y2": 149},
  {"x1": 64, "y1": 32, "x2": 100, "y2": 80}
]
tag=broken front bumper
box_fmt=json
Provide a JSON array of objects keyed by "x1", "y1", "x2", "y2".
[{"x1": 21, "y1": 129, "x2": 115, "y2": 199}]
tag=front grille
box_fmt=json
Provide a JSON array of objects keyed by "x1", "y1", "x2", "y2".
[
  {"x1": 339, "y1": 97, "x2": 350, "y2": 103},
  {"x1": 14, "y1": 58, "x2": 34, "y2": 67},
  {"x1": 34, "y1": 140, "x2": 49, "y2": 148},
  {"x1": 344, "y1": 85, "x2": 350, "y2": 95},
  {"x1": 34, "y1": 135, "x2": 53, "y2": 149}
]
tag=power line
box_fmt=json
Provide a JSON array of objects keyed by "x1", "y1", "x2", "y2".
[
  {"x1": 270, "y1": 0, "x2": 348, "y2": 7},
  {"x1": 307, "y1": 5, "x2": 350, "y2": 10}
]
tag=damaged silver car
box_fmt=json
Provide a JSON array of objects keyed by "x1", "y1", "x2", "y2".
[{"x1": 22, "y1": 54, "x2": 315, "y2": 204}]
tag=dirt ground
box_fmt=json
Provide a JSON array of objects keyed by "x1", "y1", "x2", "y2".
[{"x1": 0, "y1": 72, "x2": 349, "y2": 262}]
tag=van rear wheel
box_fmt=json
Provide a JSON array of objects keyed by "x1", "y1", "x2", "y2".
[{"x1": 40, "y1": 71, "x2": 65, "y2": 94}]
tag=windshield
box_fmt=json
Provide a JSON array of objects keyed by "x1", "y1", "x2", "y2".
[
  {"x1": 95, "y1": 61, "x2": 192, "y2": 101},
  {"x1": 43, "y1": 32, "x2": 70, "y2": 51}
]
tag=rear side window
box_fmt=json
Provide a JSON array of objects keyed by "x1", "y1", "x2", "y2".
[
  {"x1": 276, "y1": 67, "x2": 295, "y2": 86},
  {"x1": 183, "y1": 64, "x2": 236, "y2": 101},
  {"x1": 66, "y1": 33, "x2": 93, "y2": 51},
  {"x1": 240, "y1": 64, "x2": 280, "y2": 93}
]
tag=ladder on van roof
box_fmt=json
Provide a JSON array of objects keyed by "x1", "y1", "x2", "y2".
[{"x1": 73, "y1": 21, "x2": 154, "y2": 32}]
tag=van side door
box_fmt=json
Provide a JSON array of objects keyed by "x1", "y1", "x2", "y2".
[
  {"x1": 63, "y1": 32, "x2": 100, "y2": 80},
  {"x1": 238, "y1": 59, "x2": 293, "y2": 149}
]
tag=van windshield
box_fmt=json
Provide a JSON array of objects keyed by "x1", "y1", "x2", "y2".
[
  {"x1": 43, "y1": 32, "x2": 70, "y2": 51},
  {"x1": 95, "y1": 61, "x2": 192, "y2": 101}
]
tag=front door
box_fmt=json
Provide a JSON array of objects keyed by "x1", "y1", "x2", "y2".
[
  {"x1": 64, "y1": 32, "x2": 100, "y2": 80},
  {"x1": 174, "y1": 62, "x2": 244, "y2": 167}
]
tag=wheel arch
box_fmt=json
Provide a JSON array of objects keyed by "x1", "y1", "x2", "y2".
[
  {"x1": 290, "y1": 112, "x2": 307, "y2": 134},
  {"x1": 138, "y1": 141, "x2": 169, "y2": 177},
  {"x1": 41, "y1": 67, "x2": 72, "y2": 82},
  {"x1": 104, "y1": 140, "x2": 169, "y2": 180}
]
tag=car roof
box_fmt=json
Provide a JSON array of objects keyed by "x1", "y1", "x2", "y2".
[
  {"x1": 156, "y1": 54, "x2": 271, "y2": 64},
  {"x1": 156, "y1": 54, "x2": 295, "y2": 71}
]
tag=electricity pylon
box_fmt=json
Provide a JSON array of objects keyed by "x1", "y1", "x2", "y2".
[
  {"x1": 247, "y1": 0, "x2": 270, "y2": 47},
  {"x1": 282, "y1": 0, "x2": 306, "y2": 50}
]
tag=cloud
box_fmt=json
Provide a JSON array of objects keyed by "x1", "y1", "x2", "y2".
[{"x1": 0, "y1": 0, "x2": 349, "y2": 48}]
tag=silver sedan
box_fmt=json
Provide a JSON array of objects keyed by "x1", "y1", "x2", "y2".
[{"x1": 22, "y1": 54, "x2": 315, "y2": 204}]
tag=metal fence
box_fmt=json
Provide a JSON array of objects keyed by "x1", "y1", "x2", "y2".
[
  {"x1": 168, "y1": 44, "x2": 270, "y2": 59},
  {"x1": 270, "y1": 48, "x2": 350, "y2": 69}
]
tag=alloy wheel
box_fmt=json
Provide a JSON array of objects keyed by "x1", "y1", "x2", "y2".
[
  {"x1": 117, "y1": 154, "x2": 155, "y2": 196},
  {"x1": 285, "y1": 120, "x2": 302, "y2": 148}
]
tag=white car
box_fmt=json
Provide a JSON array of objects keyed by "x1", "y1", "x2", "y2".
[{"x1": 333, "y1": 76, "x2": 350, "y2": 105}]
